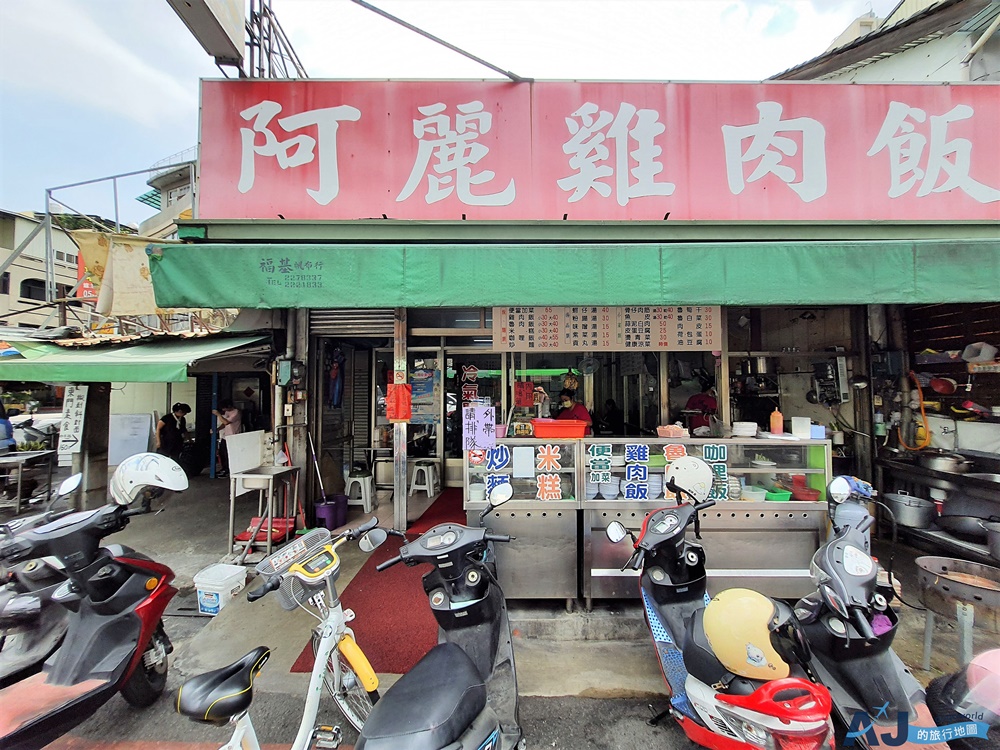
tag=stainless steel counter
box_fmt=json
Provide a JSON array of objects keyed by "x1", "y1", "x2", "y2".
[{"x1": 583, "y1": 500, "x2": 827, "y2": 606}]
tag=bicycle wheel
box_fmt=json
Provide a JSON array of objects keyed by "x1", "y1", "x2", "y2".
[{"x1": 312, "y1": 631, "x2": 379, "y2": 733}]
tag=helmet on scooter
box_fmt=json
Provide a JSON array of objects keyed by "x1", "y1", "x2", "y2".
[
  {"x1": 664, "y1": 456, "x2": 714, "y2": 503},
  {"x1": 109, "y1": 452, "x2": 188, "y2": 506},
  {"x1": 702, "y1": 588, "x2": 808, "y2": 681}
]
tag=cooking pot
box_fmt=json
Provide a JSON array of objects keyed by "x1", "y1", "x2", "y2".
[
  {"x1": 883, "y1": 491, "x2": 935, "y2": 529},
  {"x1": 982, "y1": 521, "x2": 1000, "y2": 561},
  {"x1": 935, "y1": 514, "x2": 1000, "y2": 542},
  {"x1": 917, "y1": 449, "x2": 975, "y2": 473}
]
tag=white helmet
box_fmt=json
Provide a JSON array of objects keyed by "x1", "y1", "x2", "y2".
[
  {"x1": 665, "y1": 456, "x2": 714, "y2": 503},
  {"x1": 110, "y1": 452, "x2": 188, "y2": 506}
]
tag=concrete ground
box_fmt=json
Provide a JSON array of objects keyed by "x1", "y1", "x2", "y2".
[{"x1": 3, "y1": 471, "x2": 999, "y2": 748}]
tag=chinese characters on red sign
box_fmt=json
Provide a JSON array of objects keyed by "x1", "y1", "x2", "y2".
[{"x1": 200, "y1": 81, "x2": 999, "y2": 221}]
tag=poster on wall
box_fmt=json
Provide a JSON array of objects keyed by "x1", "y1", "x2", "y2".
[
  {"x1": 409, "y1": 368, "x2": 441, "y2": 424},
  {"x1": 493, "y1": 306, "x2": 721, "y2": 351}
]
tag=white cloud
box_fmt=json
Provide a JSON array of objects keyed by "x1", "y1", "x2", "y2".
[{"x1": 0, "y1": 0, "x2": 203, "y2": 128}]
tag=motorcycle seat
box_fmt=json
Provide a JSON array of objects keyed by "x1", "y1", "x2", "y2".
[
  {"x1": 176, "y1": 646, "x2": 270, "y2": 724},
  {"x1": 683, "y1": 609, "x2": 812, "y2": 696},
  {"x1": 356, "y1": 642, "x2": 487, "y2": 750}
]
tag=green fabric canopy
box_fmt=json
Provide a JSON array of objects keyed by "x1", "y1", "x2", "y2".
[
  {"x1": 148, "y1": 239, "x2": 1000, "y2": 309},
  {"x1": 0, "y1": 336, "x2": 267, "y2": 383}
]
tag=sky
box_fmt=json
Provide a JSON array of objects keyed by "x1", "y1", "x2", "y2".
[{"x1": 0, "y1": 0, "x2": 900, "y2": 227}]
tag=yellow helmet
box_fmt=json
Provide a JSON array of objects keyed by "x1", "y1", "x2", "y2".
[{"x1": 702, "y1": 588, "x2": 791, "y2": 681}]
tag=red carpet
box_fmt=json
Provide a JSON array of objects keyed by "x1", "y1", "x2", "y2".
[{"x1": 291, "y1": 489, "x2": 464, "y2": 675}]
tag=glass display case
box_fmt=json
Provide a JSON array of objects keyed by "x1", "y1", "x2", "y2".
[
  {"x1": 580, "y1": 437, "x2": 832, "y2": 606},
  {"x1": 463, "y1": 438, "x2": 580, "y2": 603}
]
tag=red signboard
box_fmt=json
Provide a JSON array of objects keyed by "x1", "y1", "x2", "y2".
[{"x1": 199, "y1": 80, "x2": 1000, "y2": 221}]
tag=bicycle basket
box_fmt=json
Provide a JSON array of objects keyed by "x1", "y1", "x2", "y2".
[
  {"x1": 277, "y1": 575, "x2": 327, "y2": 611},
  {"x1": 255, "y1": 528, "x2": 332, "y2": 577}
]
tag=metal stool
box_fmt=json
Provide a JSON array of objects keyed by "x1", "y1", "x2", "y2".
[
  {"x1": 345, "y1": 471, "x2": 375, "y2": 514},
  {"x1": 408, "y1": 461, "x2": 437, "y2": 497}
]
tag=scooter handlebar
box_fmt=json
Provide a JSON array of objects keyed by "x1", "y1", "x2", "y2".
[
  {"x1": 484, "y1": 533, "x2": 511, "y2": 543},
  {"x1": 376, "y1": 555, "x2": 403, "y2": 572},
  {"x1": 247, "y1": 574, "x2": 282, "y2": 602},
  {"x1": 851, "y1": 607, "x2": 878, "y2": 644}
]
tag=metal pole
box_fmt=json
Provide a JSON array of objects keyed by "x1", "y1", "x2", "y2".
[
  {"x1": 43, "y1": 195, "x2": 55, "y2": 303},
  {"x1": 112, "y1": 177, "x2": 121, "y2": 233},
  {"x1": 393, "y1": 307, "x2": 408, "y2": 531}
]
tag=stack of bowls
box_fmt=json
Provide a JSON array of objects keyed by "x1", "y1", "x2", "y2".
[
  {"x1": 647, "y1": 474, "x2": 663, "y2": 499},
  {"x1": 599, "y1": 477, "x2": 621, "y2": 500},
  {"x1": 469, "y1": 484, "x2": 487, "y2": 502},
  {"x1": 610, "y1": 455, "x2": 626, "y2": 468},
  {"x1": 727, "y1": 475, "x2": 743, "y2": 500},
  {"x1": 585, "y1": 479, "x2": 600, "y2": 500}
]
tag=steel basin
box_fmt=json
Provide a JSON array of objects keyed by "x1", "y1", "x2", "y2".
[
  {"x1": 916, "y1": 556, "x2": 1000, "y2": 633},
  {"x1": 236, "y1": 466, "x2": 296, "y2": 490}
]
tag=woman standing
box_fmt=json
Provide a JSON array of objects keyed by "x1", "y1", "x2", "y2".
[
  {"x1": 555, "y1": 388, "x2": 593, "y2": 435},
  {"x1": 156, "y1": 403, "x2": 190, "y2": 460}
]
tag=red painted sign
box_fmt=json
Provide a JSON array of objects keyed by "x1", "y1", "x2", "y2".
[{"x1": 199, "y1": 80, "x2": 1000, "y2": 221}]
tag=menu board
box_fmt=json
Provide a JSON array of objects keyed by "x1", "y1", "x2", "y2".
[{"x1": 493, "y1": 306, "x2": 720, "y2": 351}]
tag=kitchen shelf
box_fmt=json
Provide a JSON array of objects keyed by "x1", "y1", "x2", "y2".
[{"x1": 728, "y1": 351, "x2": 856, "y2": 358}]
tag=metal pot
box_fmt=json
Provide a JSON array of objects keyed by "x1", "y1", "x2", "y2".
[
  {"x1": 883, "y1": 491, "x2": 935, "y2": 529},
  {"x1": 917, "y1": 449, "x2": 975, "y2": 473},
  {"x1": 982, "y1": 521, "x2": 1000, "y2": 561}
]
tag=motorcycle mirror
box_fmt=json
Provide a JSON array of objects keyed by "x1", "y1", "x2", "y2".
[
  {"x1": 828, "y1": 476, "x2": 853, "y2": 505},
  {"x1": 57, "y1": 474, "x2": 82, "y2": 497},
  {"x1": 606, "y1": 521, "x2": 628, "y2": 544},
  {"x1": 359, "y1": 528, "x2": 388, "y2": 553},
  {"x1": 488, "y1": 483, "x2": 514, "y2": 507}
]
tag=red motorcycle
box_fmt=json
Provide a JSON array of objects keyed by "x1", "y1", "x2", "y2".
[{"x1": 0, "y1": 453, "x2": 188, "y2": 750}]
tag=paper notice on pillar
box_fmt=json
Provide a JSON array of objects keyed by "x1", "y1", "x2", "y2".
[
  {"x1": 512, "y1": 446, "x2": 535, "y2": 478},
  {"x1": 58, "y1": 385, "x2": 88, "y2": 454},
  {"x1": 462, "y1": 406, "x2": 495, "y2": 451}
]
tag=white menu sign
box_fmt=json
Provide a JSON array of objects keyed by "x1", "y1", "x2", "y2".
[
  {"x1": 57, "y1": 385, "x2": 88, "y2": 454},
  {"x1": 493, "y1": 306, "x2": 720, "y2": 351}
]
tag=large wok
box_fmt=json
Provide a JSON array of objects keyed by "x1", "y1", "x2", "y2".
[{"x1": 935, "y1": 514, "x2": 1000, "y2": 542}]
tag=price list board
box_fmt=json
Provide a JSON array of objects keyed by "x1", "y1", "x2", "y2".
[{"x1": 493, "y1": 306, "x2": 720, "y2": 351}]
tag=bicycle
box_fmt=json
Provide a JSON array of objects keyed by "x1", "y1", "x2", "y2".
[{"x1": 176, "y1": 519, "x2": 383, "y2": 748}]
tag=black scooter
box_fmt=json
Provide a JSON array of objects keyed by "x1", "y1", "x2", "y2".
[
  {"x1": 0, "y1": 459, "x2": 186, "y2": 750},
  {"x1": 0, "y1": 476, "x2": 80, "y2": 688},
  {"x1": 793, "y1": 476, "x2": 949, "y2": 750},
  {"x1": 356, "y1": 487, "x2": 523, "y2": 750}
]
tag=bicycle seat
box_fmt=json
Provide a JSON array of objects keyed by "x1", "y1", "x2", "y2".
[
  {"x1": 176, "y1": 646, "x2": 270, "y2": 724},
  {"x1": 356, "y1": 643, "x2": 486, "y2": 750}
]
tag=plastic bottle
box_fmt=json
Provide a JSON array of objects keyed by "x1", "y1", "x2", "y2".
[{"x1": 769, "y1": 407, "x2": 783, "y2": 435}]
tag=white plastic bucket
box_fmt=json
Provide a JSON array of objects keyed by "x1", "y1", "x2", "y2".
[{"x1": 194, "y1": 564, "x2": 247, "y2": 616}]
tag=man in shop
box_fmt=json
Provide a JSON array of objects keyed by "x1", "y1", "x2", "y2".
[
  {"x1": 556, "y1": 388, "x2": 593, "y2": 435},
  {"x1": 213, "y1": 400, "x2": 242, "y2": 477},
  {"x1": 601, "y1": 399, "x2": 625, "y2": 435},
  {"x1": 684, "y1": 379, "x2": 717, "y2": 434}
]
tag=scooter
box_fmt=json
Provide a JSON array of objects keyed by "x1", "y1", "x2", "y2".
[
  {"x1": 793, "y1": 476, "x2": 949, "y2": 750},
  {"x1": 606, "y1": 456, "x2": 835, "y2": 750},
  {"x1": 0, "y1": 475, "x2": 80, "y2": 688},
  {"x1": 0, "y1": 453, "x2": 189, "y2": 750},
  {"x1": 354, "y1": 484, "x2": 523, "y2": 750}
]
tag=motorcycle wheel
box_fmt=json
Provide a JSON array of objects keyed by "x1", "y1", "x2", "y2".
[
  {"x1": 120, "y1": 621, "x2": 170, "y2": 707},
  {"x1": 926, "y1": 674, "x2": 1000, "y2": 750},
  {"x1": 312, "y1": 630, "x2": 379, "y2": 733}
]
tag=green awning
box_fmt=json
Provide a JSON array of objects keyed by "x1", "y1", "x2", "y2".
[
  {"x1": 0, "y1": 336, "x2": 268, "y2": 384},
  {"x1": 148, "y1": 239, "x2": 1000, "y2": 308}
]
